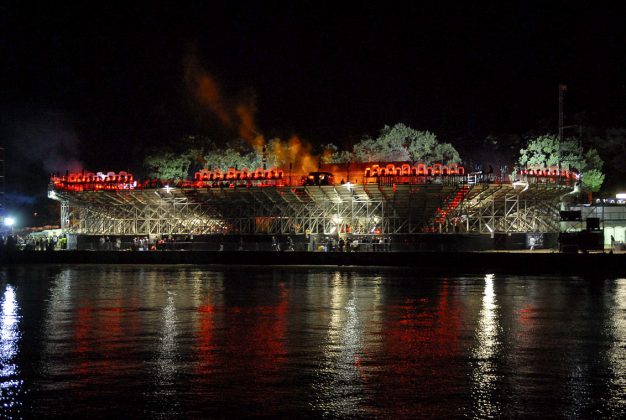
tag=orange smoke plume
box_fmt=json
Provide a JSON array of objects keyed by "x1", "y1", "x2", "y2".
[
  {"x1": 185, "y1": 51, "x2": 265, "y2": 149},
  {"x1": 235, "y1": 102, "x2": 264, "y2": 147},
  {"x1": 268, "y1": 135, "x2": 318, "y2": 174},
  {"x1": 184, "y1": 54, "x2": 233, "y2": 127},
  {"x1": 184, "y1": 51, "x2": 323, "y2": 173}
]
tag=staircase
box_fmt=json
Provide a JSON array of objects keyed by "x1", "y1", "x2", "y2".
[{"x1": 433, "y1": 185, "x2": 470, "y2": 224}]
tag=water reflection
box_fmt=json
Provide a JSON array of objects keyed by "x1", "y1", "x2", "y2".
[
  {"x1": 158, "y1": 292, "x2": 179, "y2": 382},
  {"x1": 4, "y1": 266, "x2": 626, "y2": 417},
  {"x1": 42, "y1": 269, "x2": 73, "y2": 378},
  {"x1": 372, "y1": 279, "x2": 463, "y2": 417},
  {"x1": 470, "y1": 274, "x2": 502, "y2": 417},
  {"x1": 193, "y1": 272, "x2": 223, "y2": 378},
  {"x1": 0, "y1": 284, "x2": 23, "y2": 415},
  {"x1": 147, "y1": 290, "x2": 181, "y2": 416},
  {"x1": 312, "y1": 272, "x2": 366, "y2": 416},
  {"x1": 608, "y1": 278, "x2": 626, "y2": 414}
]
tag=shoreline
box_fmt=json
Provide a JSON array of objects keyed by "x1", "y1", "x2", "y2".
[{"x1": 1, "y1": 250, "x2": 625, "y2": 275}]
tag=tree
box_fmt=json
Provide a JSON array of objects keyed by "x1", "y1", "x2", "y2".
[
  {"x1": 144, "y1": 151, "x2": 193, "y2": 180},
  {"x1": 591, "y1": 128, "x2": 626, "y2": 193},
  {"x1": 325, "y1": 123, "x2": 461, "y2": 164},
  {"x1": 204, "y1": 147, "x2": 261, "y2": 171},
  {"x1": 518, "y1": 134, "x2": 604, "y2": 192},
  {"x1": 581, "y1": 169, "x2": 605, "y2": 193},
  {"x1": 321, "y1": 144, "x2": 352, "y2": 164},
  {"x1": 200, "y1": 138, "x2": 267, "y2": 171},
  {"x1": 431, "y1": 143, "x2": 461, "y2": 165}
]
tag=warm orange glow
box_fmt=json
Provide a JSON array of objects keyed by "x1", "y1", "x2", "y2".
[
  {"x1": 361, "y1": 163, "x2": 465, "y2": 179},
  {"x1": 185, "y1": 54, "x2": 233, "y2": 127},
  {"x1": 267, "y1": 135, "x2": 318, "y2": 175},
  {"x1": 520, "y1": 166, "x2": 573, "y2": 179},
  {"x1": 51, "y1": 171, "x2": 137, "y2": 191},
  {"x1": 235, "y1": 102, "x2": 265, "y2": 147},
  {"x1": 183, "y1": 51, "x2": 332, "y2": 174}
]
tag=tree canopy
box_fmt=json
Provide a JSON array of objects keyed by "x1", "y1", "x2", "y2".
[
  {"x1": 517, "y1": 134, "x2": 605, "y2": 192},
  {"x1": 144, "y1": 151, "x2": 193, "y2": 180},
  {"x1": 145, "y1": 124, "x2": 462, "y2": 179},
  {"x1": 203, "y1": 145, "x2": 262, "y2": 171},
  {"x1": 324, "y1": 123, "x2": 460, "y2": 164},
  {"x1": 591, "y1": 128, "x2": 626, "y2": 194}
]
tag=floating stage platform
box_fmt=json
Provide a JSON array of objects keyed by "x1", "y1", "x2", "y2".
[{"x1": 48, "y1": 164, "x2": 577, "y2": 251}]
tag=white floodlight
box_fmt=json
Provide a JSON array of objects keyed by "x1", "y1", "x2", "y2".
[
  {"x1": 512, "y1": 181, "x2": 529, "y2": 193},
  {"x1": 4, "y1": 217, "x2": 15, "y2": 227},
  {"x1": 616, "y1": 193, "x2": 626, "y2": 199}
]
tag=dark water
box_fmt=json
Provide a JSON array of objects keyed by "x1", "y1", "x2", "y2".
[{"x1": 1, "y1": 266, "x2": 625, "y2": 418}]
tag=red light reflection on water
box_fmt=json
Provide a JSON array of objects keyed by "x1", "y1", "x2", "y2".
[
  {"x1": 386, "y1": 283, "x2": 461, "y2": 367},
  {"x1": 71, "y1": 296, "x2": 140, "y2": 381},
  {"x1": 193, "y1": 283, "x2": 289, "y2": 413},
  {"x1": 369, "y1": 281, "x2": 463, "y2": 416},
  {"x1": 224, "y1": 292, "x2": 288, "y2": 372},
  {"x1": 73, "y1": 304, "x2": 93, "y2": 377},
  {"x1": 195, "y1": 304, "x2": 216, "y2": 371}
]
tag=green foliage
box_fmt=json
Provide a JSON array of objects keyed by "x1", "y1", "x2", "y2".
[
  {"x1": 590, "y1": 128, "x2": 626, "y2": 193},
  {"x1": 432, "y1": 143, "x2": 461, "y2": 165},
  {"x1": 518, "y1": 135, "x2": 588, "y2": 169},
  {"x1": 264, "y1": 138, "x2": 285, "y2": 168},
  {"x1": 321, "y1": 144, "x2": 351, "y2": 164},
  {"x1": 324, "y1": 123, "x2": 461, "y2": 164},
  {"x1": 144, "y1": 151, "x2": 192, "y2": 180},
  {"x1": 582, "y1": 169, "x2": 605, "y2": 193},
  {"x1": 204, "y1": 146, "x2": 261, "y2": 171},
  {"x1": 518, "y1": 134, "x2": 605, "y2": 192},
  {"x1": 583, "y1": 149, "x2": 603, "y2": 172},
  {"x1": 518, "y1": 135, "x2": 561, "y2": 167},
  {"x1": 352, "y1": 134, "x2": 410, "y2": 162}
]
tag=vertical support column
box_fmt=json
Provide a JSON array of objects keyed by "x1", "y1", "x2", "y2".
[{"x1": 61, "y1": 201, "x2": 70, "y2": 232}]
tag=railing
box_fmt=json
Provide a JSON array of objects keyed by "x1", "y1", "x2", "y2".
[{"x1": 49, "y1": 177, "x2": 296, "y2": 192}]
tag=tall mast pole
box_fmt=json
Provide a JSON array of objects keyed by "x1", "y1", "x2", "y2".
[{"x1": 558, "y1": 84, "x2": 567, "y2": 169}]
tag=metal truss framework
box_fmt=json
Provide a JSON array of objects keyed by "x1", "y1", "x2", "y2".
[
  {"x1": 51, "y1": 180, "x2": 571, "y2": 236},
  {"x1": 447, "y1": 184, "x2": 563, "y2": 234}
]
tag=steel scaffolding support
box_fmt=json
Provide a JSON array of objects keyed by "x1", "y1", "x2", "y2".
[
  {"x1": 446, "y1": 184, "x2": 563, "y2": 234},
  {"x1": 50, "y1": 181, "x2": 571, "y2": 236}
]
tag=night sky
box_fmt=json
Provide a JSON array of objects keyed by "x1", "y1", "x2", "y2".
[{"x1": 1, "y1": 2, "x2": 625, "y2": 222}]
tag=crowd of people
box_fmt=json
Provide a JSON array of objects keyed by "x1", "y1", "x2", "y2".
[
  {"x1": 312, "y1": 236, "x2": 392, "y2": 252},
  {"x1": 0, "y1": 232, "x2": 399, "y2": 253},
  {"x1": 97, "y1": 235, "x2": 193, "y2": 251},
  {"x1": 0, "y1": 234, "x2": 66, "y2": 252}
]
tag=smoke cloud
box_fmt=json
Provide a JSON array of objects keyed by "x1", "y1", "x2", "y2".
[
  {"x1": 184, "y1": 54, "x2": 233, "y2": 127},
  {"x1": 6, "y1": 111, "x2": 83, "y2": 174},
  {"x1": 184, "y1": 51, "x2": 320, "y2": 174},
  {"x1": 0, "y1": 110, "x2": 83, "y2": 222},
  {"x1": 269, "y1": 135, "x2": 318, "y2": 174},
  {"x1": 185, "y1": 51, "x2": 265, "y2": 146}
]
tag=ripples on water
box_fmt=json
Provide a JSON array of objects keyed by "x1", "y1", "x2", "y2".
[{"x1": 1, "y1": 265, "x2": 626, "y2": 417}]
